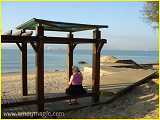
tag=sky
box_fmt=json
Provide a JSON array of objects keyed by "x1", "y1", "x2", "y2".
[{"x1": 2, "y1": 2, "x2": 158, "y2": 51}]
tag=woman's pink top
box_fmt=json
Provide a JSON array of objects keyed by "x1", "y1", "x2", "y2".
[{"x1": 70, "y1": 72, "x2": 83, "y2": 85}]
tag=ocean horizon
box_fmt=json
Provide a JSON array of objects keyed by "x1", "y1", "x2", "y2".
[{"x1": 2, "y1": 48, "x2": 158, "y2": 73}]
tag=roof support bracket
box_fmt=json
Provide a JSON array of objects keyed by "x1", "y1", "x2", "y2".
[
  {"x1": 30, "y1": 41, "x2": 37, "y2": 52},
  {"x1": 16, "y1": 43, "x2": 23, "y2": 51},
  {"x1": 97, "y1": 41, "x2": 105, "y2": 54},
  {"x1": 72, "y1": 43, "x2": 77, "y2": 49}
]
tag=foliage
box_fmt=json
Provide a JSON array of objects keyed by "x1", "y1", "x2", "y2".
[{"x1": 143, "y1": 1, "x2": 159, "y2": 28}]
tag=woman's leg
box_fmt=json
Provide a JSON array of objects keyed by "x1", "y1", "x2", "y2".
[{"x1": 72, "y1": 97, "x2": 78, "y2": 104}]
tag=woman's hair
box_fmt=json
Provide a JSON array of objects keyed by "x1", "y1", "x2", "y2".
[{"x1": 72, "y1": 66, "x2": 80, "y2": 72}]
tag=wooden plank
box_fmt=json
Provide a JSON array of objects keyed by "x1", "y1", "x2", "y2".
[
  {"x1": 1, "y1": 35, "x2": 106, "y2": 44},
  {"x1": 45, "y1": 92, "x2": 92, "y2": 103},
  {"x1": 90, "y1": 71, "x2": 158, "y2": 107},
  {"x1": 2, "y1": 93, "x2": 92, "y2": 108},
  {"x1": 21, "y1": 42, "x2": 28, "y2": 96},
  {"x1": 2, "y1": 99, "x2": 37, "y2": 108}
]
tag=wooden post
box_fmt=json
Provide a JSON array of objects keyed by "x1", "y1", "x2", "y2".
[
  {"x1": 67, "y1": 32, "x2": 74, "y2": 81},
  {"x1": 36, "y1": 24, "x2": 44, "y2": 112},
  {"x1": 92, "y1": 29, "x2": 101, "y2": 103},
  {"x1": 21, "y1": 42, "x2": 28, "y2": 96}
]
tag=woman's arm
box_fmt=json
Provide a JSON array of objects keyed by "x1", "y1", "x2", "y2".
[{"x1": 68, "y1": 75, "x2": 73, "y2": 85}]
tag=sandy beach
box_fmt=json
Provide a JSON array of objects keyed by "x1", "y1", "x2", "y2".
[
  {"x1": 2, "y1": 71, "x2": 69, "y2": 96},
  {"x1": 65, "y1": 81, "x2": 158, "y2": 118},
  {"x1": 2, "y1": 62, "x2": 159, "y2": 118}
]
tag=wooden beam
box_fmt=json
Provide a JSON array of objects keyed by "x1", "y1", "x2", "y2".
[
  {"x1": 1, "y1": 35, "x2": 106, "y2": 44},
  {"x1": 92, "y1": 29, "x2": 101, "y2": 103},
  {"x1": 36, "y1": 25, "x2": 45, "y2": 112},
  {"x1": 67, "y1": 32, "x2": 76, "y2": 81},
  {"x1": 1, "y1": 35, "x2": 36, "y2": 43},
  {"x1": 14, "y1": 29, "x2": 28, "y2": 96},
  {"x1": 45, "y1": 92, "x2": 92, "y2": 103},
  {"x1": 21, "y1": 42, "x2": 28, "y2": 96},
  {"x1": 44, "y1": 37, "x2": 99, "y2": 44},
  {"x1": 2, "y1": 92, "x2": 93, "y2": 108},
  {"x1": 68, "y1": 43, "x2": 73, "y2": 81}
]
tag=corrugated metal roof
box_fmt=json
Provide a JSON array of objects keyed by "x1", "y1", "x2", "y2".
[{"x1": 16, "y1": 18, "x2": 108, "y2": 32}]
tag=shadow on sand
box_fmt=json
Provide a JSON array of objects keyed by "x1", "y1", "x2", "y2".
[{"x1": 63, "y1": 81, "x2": 158, "y2": 118}]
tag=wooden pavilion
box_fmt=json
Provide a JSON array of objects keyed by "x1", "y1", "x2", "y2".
[{"x1": 1, "y1": 18, "x2": 108, "y2": 112}]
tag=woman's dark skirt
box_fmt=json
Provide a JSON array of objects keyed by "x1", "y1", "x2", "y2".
[{"x1": 66, "y1": 84, "x2": 87, "y2": 97}]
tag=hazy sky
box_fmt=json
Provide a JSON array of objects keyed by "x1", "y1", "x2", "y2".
[{"x1": 2, "y1": 2, "x2": 158, "y2": 51}]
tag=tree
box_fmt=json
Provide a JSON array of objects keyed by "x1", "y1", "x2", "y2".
[{"x1": 143, "y1": 1, "x2": 159, "y2": 28}]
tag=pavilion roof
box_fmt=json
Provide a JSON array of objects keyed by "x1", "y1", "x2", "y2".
[{"x1": 16, "y1": 18, "x2": 108, "y2": 32}]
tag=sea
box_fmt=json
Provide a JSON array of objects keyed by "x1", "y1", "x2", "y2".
[{"x1": 2, "y1": 48, "x2": 158, "y2": 73}]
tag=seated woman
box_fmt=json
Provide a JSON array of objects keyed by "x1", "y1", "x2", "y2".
[{"x1": 66, "y1": 66, "x2": 87, "y2": 105}]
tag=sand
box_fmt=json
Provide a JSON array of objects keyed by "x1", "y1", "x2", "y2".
[
  {"x1": 2, "y1": 71, "x2": 69, "y2": 96},
  {"x1": 2, "y1": 63, "x2": 159, "y2": 118},
  {"x1": 64, "y1": 81, "x2": 158, "y2": 118},
  {"x1": 2, "y1": 68, "x2": 156, "y2": 96}
]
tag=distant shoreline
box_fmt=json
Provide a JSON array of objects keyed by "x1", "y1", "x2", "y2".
[
  {"x1": 2, "y1": 63, "x2": 158, "y2": 75},
  {"x1": 2, "y1": 70, "x2": 65, "y2": 75},
  {"x1": 2, "y1": 49, "x2": 158, "y2": 73}
]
